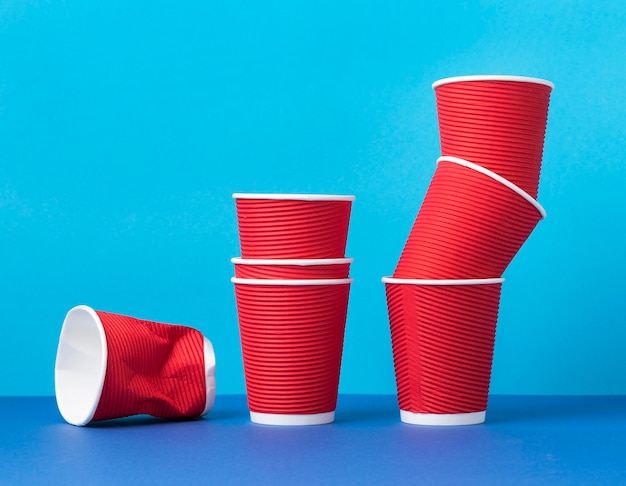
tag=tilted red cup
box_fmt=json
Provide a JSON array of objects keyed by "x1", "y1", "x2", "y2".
[
  {"x1": 55, "y1": 305, "x2": 216, "y2": 426},
  {"x1": 233, "y1": 193, "x2": 355, "y2": 259},
  {"x1": 232, "y1": 277, "x2": 352, "y2": 425},
  {"x1": 394, "y1": 156, "x2": 546, "y2": 279},
  {"x1": 433, "y1": 75, "x2": 554, "y2": 198},
  {"x1": 382, "y1": 276, "x2": 504, "y2": 425}
]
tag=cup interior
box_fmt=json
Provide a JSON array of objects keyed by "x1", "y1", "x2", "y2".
[{"x1": 54, "y1": 305, "x2": 107, "y2": 426}]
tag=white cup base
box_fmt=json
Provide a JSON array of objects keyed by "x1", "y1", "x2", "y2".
[
  {"x1": 202, "y1": 337, "x2": 217, "y2": 416},
  {"x1": 250, "y1": 411, "x2": 335, "y2": 426},
  {"x1": 400, "y1": 410, "x2": 486, "y2": 426}
]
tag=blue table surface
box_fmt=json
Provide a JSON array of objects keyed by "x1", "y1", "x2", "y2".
[{"x1": 1, "y1": 395, "x2": 625, "y2": 485}]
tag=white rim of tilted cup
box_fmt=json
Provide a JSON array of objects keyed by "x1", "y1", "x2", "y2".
[
  {"x1": 232, "y1": 193, "x2": 355, "y2": 201},
  {"x1": 432, "y1": 74, "x2": 554, "y2": 90},
  {"x1": 54, "y1": 305, "x2": 217, "y2": 426},
  {"x1": 436, "y1": 155, "x2": 547, "y2": 219},
  {"x1": 231, "y1": 257, "x2": 354, "y2": 266},
  {"x1": 382, "y1": 276, "x2": 502, "y2": 426}
]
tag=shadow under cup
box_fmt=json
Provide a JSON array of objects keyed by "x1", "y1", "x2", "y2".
[
  {"x1": 232, "y1": 277, "x2": 352, "y2": 425},
  {"x1": 382, "y1": 277, "x2": 504, "y2": 425}
]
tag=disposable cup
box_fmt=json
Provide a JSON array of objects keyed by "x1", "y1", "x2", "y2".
[
  {"x1": 382, "y1": 276, "x2": 504, "y2": 425},
  {"x1": 231, "y1": 277, "x2": 352, "y2": 425},
  {"x1": 394, "y1": 156, "x2": 545, "y2": 279},
  {"x1": 433, "y1": 75, "x2": 553, "y2": 198},
  {"x1": 54, "y1": 305, "x2": 216, "y2": 426},
  {"x1": 231, "y1": 257, "x2": 352, "y2": 279},
  {"x1": 233, "y1": 194, "x2": 354, "y2": 259}
]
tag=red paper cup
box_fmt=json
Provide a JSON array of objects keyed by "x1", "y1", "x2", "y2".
[
  {"x1": 54, "y1": 305, "x2": 216, "y2": 426},
  {"x1": 433, "y1": 75, "x2": 554, "y2": 198},
  {"x1": 232, "y1": 277, "x2": 352, "y2": 425},
  {"x1": 382, "y1": 276, "x2": 504, "y2": 425},
  {"x1": 231, "y1": 257, "x2": 353, "y2": 279},
  {"x1": 394, "y1": 156, "x2": 546, "y2": 279},
  {"x1": 233, "y1": 193, "x2": 355, "y2": 259}
]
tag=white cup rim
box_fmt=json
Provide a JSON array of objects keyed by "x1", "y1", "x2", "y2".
[
  {"x1": 232, "y1": 193, "x2": 355, "y2": 201},
  {"x1": 231, "y1": 277, "x2": 353, "y2": 286},
  {"x1": 55, "y1": 305, "x2": 108, "y2": 426},
  {"x1": 432, "y1": 75, "x2": 554, "y2": 90},
  {"x1": 231, "y1": 257, "x2": 353, "y2": 266},
  {"x1": 436, "y1": 156, "x2": 547, "y2": 219},
  {"x1": 382, "y1": 276, "x2": 504, "y2": 285}
]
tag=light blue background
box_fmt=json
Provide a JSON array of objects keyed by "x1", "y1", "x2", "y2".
[{"x1": 1, "y1": 0, "x2": 625, "y2": 396}]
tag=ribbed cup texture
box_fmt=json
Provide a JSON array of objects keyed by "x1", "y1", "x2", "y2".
[
  {"x1": 91, "y1": 311, "x2": 206, "y2": 422},
  {"x1": 235, "y1": 199, "x2": 352, "y2": 259},
  {"x1": 234, "y1": 262, "x2": 351, "y2": 279},
  {"x1": 384, "y1": 282, "x2": 502, "y2": 414},
  {"x1": 233, "y1": 283, "x2": 350, "y2": 414},
  {"x1": 394, "y1": 160, "x2": 542, "y2": 279},
  {"x1": 434, "y1": 80, "x2": 552, "y2": 198}
]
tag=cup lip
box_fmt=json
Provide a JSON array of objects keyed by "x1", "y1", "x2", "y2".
[
  {"x1": 231, "y1": 257, "x2": 353, "y2": 266},
  {"x1": 382, "y1": 276, "x2": 504, "y2": 285},
  {"x1": 432, "y1": 75, "x2": 554, "y2": 90},
  {"x1": 436, "y1": 155, "x2": 547, "y2": 219},
  {"x1": 232, "y1": 193, "x2": 355, "y2": 201},
  {"x1": 231, "y1": 276, "x2": 353, "y2": 285},
  {"x1": 54, "y1": 305, "x2": 108, "y2": 426}
]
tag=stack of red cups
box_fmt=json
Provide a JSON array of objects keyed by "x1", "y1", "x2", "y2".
[
  {"x1": 231, "y1": 193, "x2": 355, "y2": 426},
  {"x1": 384, "y1": 75, "x2": 553, "y2": 425}
]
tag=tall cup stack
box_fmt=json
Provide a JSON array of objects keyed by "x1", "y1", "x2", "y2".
[
  {"x1": 384, "y1": 75, "x2": 553, "y2": 425},
  {"x1": 231, "y1": 194, "x2": 355, "y2": 425}
]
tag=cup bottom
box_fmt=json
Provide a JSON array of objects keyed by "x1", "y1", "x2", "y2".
[
  {"x1": 400, "y1": 410, "x2": 486, "y2": 426},
  {"x1": 202, "y1": 337, "x2": 217, "y2": 416},
  {"x1": 250, "y1": 411, "x2": 335, "y2": 426}
]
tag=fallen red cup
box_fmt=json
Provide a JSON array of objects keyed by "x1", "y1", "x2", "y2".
[
  {"x1": 231, "y1": 257, "x2": 353, "y2": 279},
  {"x1": 232, "y1": 277, "x2": 352, "y2": 425},
  {"x1": 433, "y1": 75, "x2": 554, "y2": 199},
  {"x1": 394, "y1": 156, "x2": 546, "y2": 279},
  {"x1": 382, "y1": 276, "x2": 504, "y2": 425},
  {"x1": 233, "y1": 193, "x2": 355, "y2": 259},
  {"x1": 54, "y1": 305, "x2": 216, "y2": 426}
]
